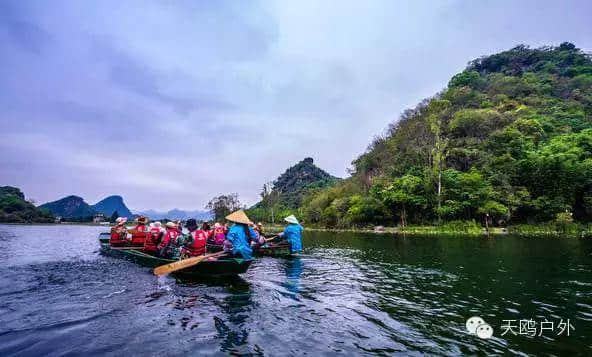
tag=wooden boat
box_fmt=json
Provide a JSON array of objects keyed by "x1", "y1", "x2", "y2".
[
  {"x1": 98, "y1": 233, "x2": 252, "y2": 277},
  {"x1": 254, "y1": 242, "x2": 293, "y2": 257}
]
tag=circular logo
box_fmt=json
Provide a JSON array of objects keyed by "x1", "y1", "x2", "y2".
[
  {"x1": 476, "y1": 323, "x2": 494, "y2": 339},
  {"x1": 466, "y1": 316, "x2": 485, "y2": 334}
]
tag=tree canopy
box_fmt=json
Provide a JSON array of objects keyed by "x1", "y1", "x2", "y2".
[{"x1": 297, "y1": 43, "x2": 592, "y2": 227}]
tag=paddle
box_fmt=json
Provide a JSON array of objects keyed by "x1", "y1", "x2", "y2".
[
  {"x1": 110, "y1": 246, "x2": 144, "y2": 250},
  {"x1": 153, "y1": 251, "x2": 227, "y2": 276}
]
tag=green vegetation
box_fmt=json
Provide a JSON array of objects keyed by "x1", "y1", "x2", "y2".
[
  {"x1": 0, "y1": 186, "x2": 54, "y2": 223},
  {"x1": 296, "y1": 43, "x2": 592, "y2": 230},
  {"x1": 39, "y1": 195, "x2": 95, "y2": 220},
  {"x1": 247, "y1": 158, "x2": 340, "y2": 223},
  {"x1": 206, "y1": 193, "x2": 243, "y2": 222}
]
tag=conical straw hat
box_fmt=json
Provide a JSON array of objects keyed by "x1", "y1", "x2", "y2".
[
  {"x1": 284, "y1": 215, "x2": 299, "y2": 224},
  {"x1": 225, "y1": 209, "x2": 253, "y2": 225}
]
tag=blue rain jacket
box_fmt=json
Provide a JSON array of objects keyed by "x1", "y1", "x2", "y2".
[
  {"x1": 226, "y1": 223, "x2": 255, "y2": 259},
  {"x1": 282, "y1": 224, "x2": 303, "y2": 253}
]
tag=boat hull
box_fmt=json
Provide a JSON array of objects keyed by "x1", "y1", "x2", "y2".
[
  {"x1": 98, "y1": 233, "x2": 252, "y2": 277},
  {"x1": 255, "y1": 243, "x2": 293, "y2": 257}
]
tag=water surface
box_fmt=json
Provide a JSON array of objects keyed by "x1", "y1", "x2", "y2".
[{"x1": 0, "y1": 225, "x2": 591, "y2": 355}]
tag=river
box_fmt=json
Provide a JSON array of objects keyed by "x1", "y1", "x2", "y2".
[{"x1": 0, "y1": 225, "x2": 591, "y2": 356}]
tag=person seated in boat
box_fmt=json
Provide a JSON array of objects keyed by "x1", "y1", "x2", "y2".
[
  {"x1": 110, "y1": 217, "x2": 129, "y2": 246},
  {"x1": 174, "y1": 220, "x2": 183, "y2": 235},
  {"x1": 278, "y1": 215, "x2": 303, "y2": 254},
  {"x1": 208, "y1": 222, "x2": 226, "y2": 252},
  {"x1": 224, "y1": 210, "x2": 257, "y2": 259},
  {"x1": 157, "y1": 221, "x2": 180, "y2": 258},
  {"x1": 250, "y1": 222, "x2": 266, "y2": 250},
  {"x1": 130, "y1": 216, "x2": 149, "y2": 246},
  {"x1": 181, "y1": 219, "x2": 208, "y2": 258},
  {"x1": 144, "y1": 221, "x2": 164, "y2": 254}
]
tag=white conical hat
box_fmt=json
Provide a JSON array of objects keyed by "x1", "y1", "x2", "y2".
[
  {"x1": 165, "y1": 221, "x2": 177, "y2": 228},
  {"x1": 284, "y1": 215, "x2": 299, "y2": 224},
  {"x1": 225, "y1": 209, "x2": 253, "y2": 225}
]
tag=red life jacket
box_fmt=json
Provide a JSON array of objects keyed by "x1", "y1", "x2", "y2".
[
  {"x1": 144, "y1": 227, "x2": 162, "y2": 253},
  {"x1": 110, "y1": 225, "x2": 128, "y2": 246},
  {"x1": 131, "y1": 224, "x2": 147, "y2": 246},
  {"x1": 158, "y1": 228, "x2": 179, "y2": 251},
  {"x1": 184, "y1": 230, "x2": 207, "y2": 256},
  {"x1": 213, "y1": 227, "x2": 226, "y2": 245}
]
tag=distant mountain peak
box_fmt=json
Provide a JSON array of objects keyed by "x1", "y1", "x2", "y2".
[
  {"x1": 92, "y1": 195, "x2": 132, "y2": 218},
  {"x1": 255, "y1": 157, "x2": 340, "y2": 209},
  {"x1": 39, "y1": 195, "x2": 95, "y2": 218}
]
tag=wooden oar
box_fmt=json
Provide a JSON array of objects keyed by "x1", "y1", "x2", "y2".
[{"x1": 153, "y1": 251, "x2": 227, "y2": 276}]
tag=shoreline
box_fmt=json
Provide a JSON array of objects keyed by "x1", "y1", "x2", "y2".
[{"x1": 2, "y1": 222, "x2": 589, "y2": 237}]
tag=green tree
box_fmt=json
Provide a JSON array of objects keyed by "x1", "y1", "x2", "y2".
[
  {"x1": 427, "y1": 99, "x2": 451, "y2": 222},
  {"x1": 381, "y1": 175, "x2": 427, "y2": 226},
  {"x1": 206, "y1": 193, "x2": 243, "y2": 222}
]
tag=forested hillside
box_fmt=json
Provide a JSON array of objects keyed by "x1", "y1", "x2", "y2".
[
  {"x1": 39, "y1": 196, "x2": 95, "y2": 219},
  {"x1": 299, "y1": 43, "x2": 592, "y2": 228},
  {"x1": 248, "y1": 158, "x2": 340, "y2": 222},
  {"x1": 0, "y1": 186, "x2": 54, "y2": 223}
]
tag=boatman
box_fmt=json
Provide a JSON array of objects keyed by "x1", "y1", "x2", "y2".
[
  {"x1": 279, "y1": 215, "x2": 303, "y2": 254},
  {"x1": 224, "y1": 210, "x2": 257, "y2": 260}
]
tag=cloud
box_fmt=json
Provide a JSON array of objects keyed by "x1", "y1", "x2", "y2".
[{"x1": 0, "y1": 0, "x2": 591, "y2": 211}]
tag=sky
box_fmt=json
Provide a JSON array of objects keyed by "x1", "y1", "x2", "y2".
[{"x1": 1, "y1": 0, "x2": 591, "y2": 212}]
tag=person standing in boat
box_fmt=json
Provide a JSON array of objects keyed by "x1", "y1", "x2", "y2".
[
  {"x1": 278, "y1": 215, "x2": 303, "y2": 254},
  {"x1": 157, "y1": 221, "x2": 180, "y2": 258},
  {"x1": 181, "y1": 219, "x2": 208, "y2": 258},
  {"x1": 110, "y1": 217, "x2": 129, "y2": 246},
  {"x1": 144, "y1": 221, "x2": 164, "y2": 254},
  {"x1": 224, "y1": 210, "x2": 257, "y2": 259}
]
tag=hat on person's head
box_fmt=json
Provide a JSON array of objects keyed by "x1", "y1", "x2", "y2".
[
  {"x1": 165, "y1": 221, "x2": 177, "y2": 228},
  {"x1": 284, "y1": 215, "x2": 299, "y2": 224},
  {"x1": 225, "y1": 210, "x2": 253, "y2": 225},
  {"x1": 115, "y1": 217, "x2": 127, "y2": 225},
  {"x1": 135, "y1": 216, "x2": 148, "y2": 224},
  {"x1": 185, "y1": 219, "x2": 198, "y2": 231},
  {"x1": 214, "y1": 222, "x2": 221, "y2": 228},
  {"x1": 153, "y1": 221, "x2": 162, "y2": 227}
]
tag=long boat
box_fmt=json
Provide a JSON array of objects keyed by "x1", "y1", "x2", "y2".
[
  {"x1": 254, "y1": 242, "x2": 293, "y2": 257},
  {"x1": 98, "y1": 233, "x2": 252, "y2": 277}
]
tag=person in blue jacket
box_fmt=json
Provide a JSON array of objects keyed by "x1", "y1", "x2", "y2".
[
  {"x1": 224, "y1": 209, "x2": 256, "y2": 260},
  {"x1": 279, "y1": 215, "x2": 303, "y2": 253}
]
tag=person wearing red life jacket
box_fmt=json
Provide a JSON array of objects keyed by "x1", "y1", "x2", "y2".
[
  {"x1": 181, "y1": 219, "x2": 209, "y2": 257},
  {"x1": 110, "y1": 217, "x2": 129, "y2": 246},
  {"x1": 157, "y1": 221, "x2": 179, "y2": 258},
  {"x1": 144, "y1": 221, "x2": 164, "y2": 254},
  {"x1": 130, "y1": 216, "x2": 149, "y2": 246},
  {"x1": 207, "y1": 222, "x2": 226, "y2": 252}
]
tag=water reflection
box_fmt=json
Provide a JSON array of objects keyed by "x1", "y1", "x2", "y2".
[
  {"x1": 283, "y1": 257, "x2": 303, "y2": 295},
  {"x1": 1, "y1": 225, "x2": 592, "y2": 355}
]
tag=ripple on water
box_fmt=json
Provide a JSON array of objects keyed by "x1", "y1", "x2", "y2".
[{"x1": 1, "y1": 226, "x2": 592, "y2": 356}]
